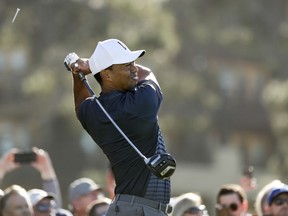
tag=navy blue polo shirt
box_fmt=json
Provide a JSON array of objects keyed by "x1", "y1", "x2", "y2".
[{"x1": 77, "y1": 80, "x2": 166, "y2": 199}]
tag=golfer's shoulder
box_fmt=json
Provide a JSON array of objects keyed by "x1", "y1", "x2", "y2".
[
  {"x1": 137, "y1": 79, "x2": 161, "y2": 93},
  {"x1": 77, "y1": 96, "x2": 96, "y2": 115},
  {"x1": 80, "y1": 96, "x2": 96, "y2": 106}
]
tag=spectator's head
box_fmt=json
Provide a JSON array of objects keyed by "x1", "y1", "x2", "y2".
[
  {"x1": 267, "y1": 183, "x2": 288, "y2": 216},
  {"x1": 55, "y1": 208, "x2": 73, "y2": 216},
  {"x1": 28, "y1": 189, "x2": 56, "y2": 216},
  {"x1": 0, "y1": 185, "x2": 33, "y2": 216},
  {"x1": 68, "y1": 178, "x2": 104, "y2": 216},
  {"x1": 171, "y1": 192, "x2": 208, "y2": 216},
  {"x1": 86, "y1": 197, "x2": 111, "y2": 216},
  {"x1": 216, "y1": 184, "x2": 248, "y2": 216},
  {"x1": 254, "y1": 179, "x2": 282, "y2": 216}
]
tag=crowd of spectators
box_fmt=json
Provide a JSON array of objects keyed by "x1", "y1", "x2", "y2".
[{"x1": 0, "y1": 147, "x2": 287, "y2": 216}]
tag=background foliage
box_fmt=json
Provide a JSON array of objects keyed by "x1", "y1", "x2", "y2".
[{"x1": 1, "y1": 0, "x2": 288, "y2": 213}]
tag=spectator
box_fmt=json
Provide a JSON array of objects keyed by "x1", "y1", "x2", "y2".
[
  {"x1": 267, "y1": 183, "x2": 288, "y2": 216},
  {"x1": 0, "y1": 185, "x2": 33, "y2": 216},
  {"x1": 0, "y1": 148, "x2": 19, "y2": 184},
  {"x1": 105, "y1": 166, "x2": 115, "y2": 200},
  {"x1": 170, "y1": 192, "x2": 209, "y2": 216},
  {"x1": 0, "y1": 189, "x2": 4, "y2": 199},
  {"x1": 68, "y1": 178, "x2": 104, "y2": 216},
  {"x1": 240, "y1": 166, "x2": 257, "y2": 192},
  {"x1": 28, "y1": 189, "x2": 72, "y2": 216},
  {"x1": 0, "y1": 147, "x2": 63, "y2": 208},
  {"x1": 0, "y1": 191, "x2": 3, "y2": 215},
  {"x1": 254, "y1": 180, "x2": 282, "y2": 216},
  {"x1": 86, "y1": 197, "x2": 111, "y2": 216},
  {"x1": 216, "y1": 184, "x2": 251, "y2": 216},
  {"x1": 28, "y1": 188, "x2": 56, "y2": 216},
  {"x1": 30, "y1": 148, "x2": 63, "y2": 208}
]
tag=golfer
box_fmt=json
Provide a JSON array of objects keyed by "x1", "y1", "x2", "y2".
[{"x1": 64, "y1": 39, "x2": 172, "y2": 216}]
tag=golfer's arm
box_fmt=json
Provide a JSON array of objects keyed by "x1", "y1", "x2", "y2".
[
  {"x1": 73, "y1": 74, "x2": 91, "y2": 116},
  {"x1": 137, "y1": 64, "x2": 159, "y2": 86}
]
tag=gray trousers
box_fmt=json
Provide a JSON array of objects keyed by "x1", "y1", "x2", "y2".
[{"x1": 106, "y1": 195, "x2": 169, "y2": 216}]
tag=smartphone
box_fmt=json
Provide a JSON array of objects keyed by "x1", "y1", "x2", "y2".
[{"x1": 14, "y1": 152, "x2": 37, "y2": 163}]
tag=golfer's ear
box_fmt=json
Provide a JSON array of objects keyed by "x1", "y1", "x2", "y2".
[{"x1": 100, "y1": 70, "x2": 112, "y2": 81}]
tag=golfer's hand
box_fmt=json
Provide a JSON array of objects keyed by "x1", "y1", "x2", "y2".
[
  {"x1": 64, "y1": 52, "x2": 79, "y2": 71},
  {"x1": 64, "y1": 53, "x2": 91, "y2": 75}
]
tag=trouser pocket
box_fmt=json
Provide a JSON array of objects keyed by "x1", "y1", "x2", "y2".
[{"x1": 106, "y1": 202, "x2": 143, "y2": 216}]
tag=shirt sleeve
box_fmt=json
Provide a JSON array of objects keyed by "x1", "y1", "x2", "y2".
[{"x1": 42, "y1": 178, "x2": 63, "y2": 208}]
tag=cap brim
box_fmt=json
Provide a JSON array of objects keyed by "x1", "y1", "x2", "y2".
[
  {"x1": 46, "y1": 195, "x2": 55, "y2": 200},
  {"x1": 114, "y1": 50, "x2": 145, "y2": 65},
  {"x1": 31, "y1": 195, "x2": 55, "y2": 206}
]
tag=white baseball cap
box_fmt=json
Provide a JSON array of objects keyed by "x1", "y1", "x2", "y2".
[
  {"x1": 89, "y1": 39, "x2": 145, "y2": 75},
  {"x1": 68, "y1": 178, "x2": 103, "y2": 203},
  {"x1": 28, "y1": 189, "x2": 55, "y2": 206}
]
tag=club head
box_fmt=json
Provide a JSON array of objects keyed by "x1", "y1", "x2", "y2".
[{"x1": 146, "y1": 153, "x2": 176, "y2": 179}]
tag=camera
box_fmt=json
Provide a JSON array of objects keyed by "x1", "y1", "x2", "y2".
[{"x1": 14, "y1": 151, "x2": 37, "y2": 163}]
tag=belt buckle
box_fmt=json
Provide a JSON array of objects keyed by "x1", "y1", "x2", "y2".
[{"x1": 165, "y1": 204, "x2": 172, "y2": 214}]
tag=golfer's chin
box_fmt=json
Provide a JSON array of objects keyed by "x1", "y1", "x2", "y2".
[
  {"x1": 130, "y1": 82, "x2": 137, "y2": 90},
  {"x1": 130, "y1": 77, "x2": 138, "y2": 86}
]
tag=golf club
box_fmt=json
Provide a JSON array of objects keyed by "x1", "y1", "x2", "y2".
[{"x1": 64, "y1": 53, "x2": 176, "y2": 179}]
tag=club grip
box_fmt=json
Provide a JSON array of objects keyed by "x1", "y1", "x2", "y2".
[{"x1": 78, "y1": 72, "x2": 86, "y2": 81}]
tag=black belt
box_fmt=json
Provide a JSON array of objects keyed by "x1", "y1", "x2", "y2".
[{"x1": 114, "y1": 194, "x2": 173, "y2": 214}]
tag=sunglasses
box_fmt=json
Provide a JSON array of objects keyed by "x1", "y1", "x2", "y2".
[
  {"x1": 35, "y1": 201, "x2": 56, "y2": 213},
  {"x1": 216, "y1": 203, "x2": 238, "y2": 212},
  {"x1": 273, "y1": 198, "x2": 288, "y2": 206}
]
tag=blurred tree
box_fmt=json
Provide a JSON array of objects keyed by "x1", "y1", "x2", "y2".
[
  {"x1": 162, "y1": 0, "x2": 288, "y2": 166},
  {"x1": 262, "y1": 80, "x2": 288, "y2": 179}
]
